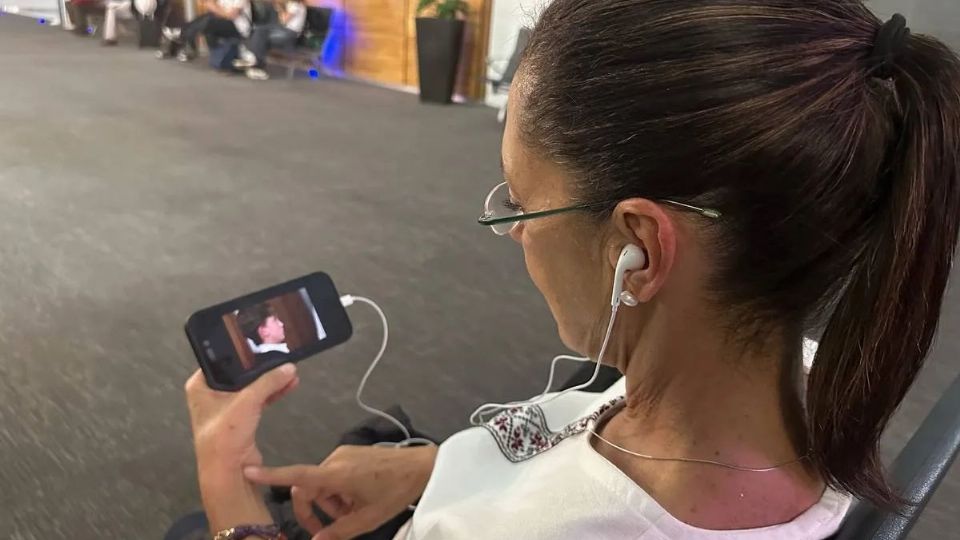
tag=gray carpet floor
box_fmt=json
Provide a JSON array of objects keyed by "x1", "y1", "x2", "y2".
[{"x1": 0, "y1": 13, "x2": 957, "y2": 540}]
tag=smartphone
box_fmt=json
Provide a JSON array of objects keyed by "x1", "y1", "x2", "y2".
[{"x1": 185, "y1": 272, "x2": 353, "y2": 391}]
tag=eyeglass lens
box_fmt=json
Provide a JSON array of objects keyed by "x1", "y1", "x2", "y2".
[{"x1": 484, "y1": 182, "x2": 521, "y2": 235}]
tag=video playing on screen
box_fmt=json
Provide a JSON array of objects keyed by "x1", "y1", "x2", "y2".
[{"x1": 222, "y1": 287, "x2": 327, "y2": 371}]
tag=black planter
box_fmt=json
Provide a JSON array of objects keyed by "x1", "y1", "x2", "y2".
[{"x1": 415, "y1": 17, "x2": 465, "y2": 104}]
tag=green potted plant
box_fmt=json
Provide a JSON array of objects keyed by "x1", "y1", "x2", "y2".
[{"x1": 415, "y1": 0, "x2": 469, "y2": 104}]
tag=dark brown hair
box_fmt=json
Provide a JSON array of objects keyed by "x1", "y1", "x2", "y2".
[
  {"x1": 237, "y1": 303, "x2": 274, "y2": 345},
  {"x1": 520, "y1": 0, "x2": 960, "y2": 507}
]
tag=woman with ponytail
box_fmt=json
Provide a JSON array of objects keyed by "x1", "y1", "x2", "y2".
[{"x1": 183, "y1": 2, "x2": 960, "y2": 539}]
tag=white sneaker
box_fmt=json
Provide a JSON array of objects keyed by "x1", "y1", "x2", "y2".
[
  {"x1": 177, "y1": 50, "x2": 191, "y2": 62},
  {"x1": 239, "y1": 47, "x2": 255, "y2": 63},
  {"x1": 245, "y1": 68, "x2": 269, "y2": 81},
  {"x1": 233, "y1": 57, "x2": 256, "y2": 69}
]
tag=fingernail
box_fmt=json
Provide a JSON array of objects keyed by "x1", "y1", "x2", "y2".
[
  {"x1": 243, "y1": 466, "x2": 260, "y2": 477},
  {"x1": 280, "y1": 363, "x2": 296, "y2": 375}
]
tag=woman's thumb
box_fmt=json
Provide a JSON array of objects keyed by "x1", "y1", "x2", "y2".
[{"x1": 243, "y1": 363, "x2": 297, "y2": 404}]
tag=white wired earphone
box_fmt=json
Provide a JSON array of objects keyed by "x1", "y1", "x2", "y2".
[
  {"x1": 469, "y1": 244, "x2": 646, "y2": 427},
  {"x1": 339, "y1": 244, "x2": 645, "y2": 446},
  {"x1": 339, "y1": 294, "x2": 435, "y2": 448}
]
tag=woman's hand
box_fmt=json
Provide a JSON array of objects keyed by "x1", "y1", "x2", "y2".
[
  {"x1": 185, "y1": 364, "x2": 300, "y2": 480},
  {"x1": 244, "y1": 444, "x2": 438, "y2": 540},
  {"x1": 185, "y1": 364, "x2": 300, "y2": 532}
]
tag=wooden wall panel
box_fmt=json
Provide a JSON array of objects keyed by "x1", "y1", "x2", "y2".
[
  {"x1": 403, "y1": 0, "x2": 419, "y2": 88},
  {"x1": 460, "y1": 0, "x2": 492, "y2": 99},
  {"x1": 345, "y1": 32, "x2": 408, "y2": 84},
  {"x1": 300, "y1": 0, "x2": 492, "y2": 100},
  {"x1": 340, "y1": 0, "x2": 411, "y2": 86}
]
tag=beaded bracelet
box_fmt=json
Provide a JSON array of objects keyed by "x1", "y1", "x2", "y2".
[{"x1": 212, "y1": 524, "x2": 286, "y2": 540}]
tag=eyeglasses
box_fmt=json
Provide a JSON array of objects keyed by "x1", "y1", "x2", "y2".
[{"x1": 478, "y1": 182, "x2": 722, "y2": 236}]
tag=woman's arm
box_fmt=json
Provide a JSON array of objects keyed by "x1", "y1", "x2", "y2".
[
  {"x1": 199, "y1": 467, "x2": 274, "y2": 533},
  {"x1": 276, "y1": 2, "x2": 299, "y2": 25},
  {"x1": 202, "y1": 0, "x2": 225, "y2": 17},
  {"x1": 185, "y1": 366, "x2": 301, "y2": 537},
  {"x1": 245, "y1": 445, "x2": 438, "y2": 539}
]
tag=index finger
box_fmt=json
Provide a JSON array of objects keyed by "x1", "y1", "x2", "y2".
[{"x1": 244, "y1": 464, "x2": 323, "y2": 487}]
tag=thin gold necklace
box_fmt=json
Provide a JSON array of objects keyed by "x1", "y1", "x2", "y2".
[{"x1": 589, "y1": 428, "x2": 809, "y2": 473}]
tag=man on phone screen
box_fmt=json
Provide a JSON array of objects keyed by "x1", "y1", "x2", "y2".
[{"x1": 237, "y1": 303, "x2": 289, "y2": 365}]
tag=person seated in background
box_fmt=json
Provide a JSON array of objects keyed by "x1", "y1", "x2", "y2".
[
  {"x1": 101, "y1": 0, "x2": 156, "y2": 46},
  {"x1": 65, "y1": 0, "x2": 105, "y2": 36},
  {"x1": 233, "y1": 0, "x2": 306, "y2": 80},
  {"x1": 164, "y1": 0, "x2": 251, "y2": 62},
  {"x1": 237, "y1": 303, "x2": 289, "y2": 365}
]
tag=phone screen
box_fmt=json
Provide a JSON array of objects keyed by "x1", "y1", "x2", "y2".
[{"x1": 185, "y1": 272, "x2": 352, "y2": 390}]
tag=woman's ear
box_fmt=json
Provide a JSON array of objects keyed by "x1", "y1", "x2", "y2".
[{"x1": 611, "y1": 199, "x2": 677, "y2": 303}]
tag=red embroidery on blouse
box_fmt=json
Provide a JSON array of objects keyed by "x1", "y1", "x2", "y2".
[{"x1": 480, "y1": 397, "x2": 623, "y2": 463}]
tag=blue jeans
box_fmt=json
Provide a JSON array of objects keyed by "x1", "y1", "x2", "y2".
[{"x1": 248, "y1": 24, "x2": 298, "y2": 67}]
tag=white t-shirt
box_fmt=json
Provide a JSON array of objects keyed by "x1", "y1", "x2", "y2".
[
  {"x1": 251, "y1": 342, "x2": 289, "y2": 354},
  {"x1": 133, "y1": 0, "x2": 156, "y2": 16},
  {"x1": 218, "y1": 0, "x2": 251, "y2": 37},
  {"x1": 397, "y1": 378, "x2": 850, "y2": 539},
  {"x1": 282, "y1": 2, "x2": 306, "y2": 34}
]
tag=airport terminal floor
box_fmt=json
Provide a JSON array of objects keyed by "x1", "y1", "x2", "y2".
[{"x1": 1, "y1": 11, "x2": 959, "y2": 540}]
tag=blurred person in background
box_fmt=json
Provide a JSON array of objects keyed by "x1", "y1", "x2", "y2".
[
  {"x1": 174, "y1": 1, "x2": 960, "y2": 539},
  {"x1": 101, "y1": 0, "x2": 157, "y2": 45},
  {"x1": 233, "y1": 0, "x2": 306, "y2": 80},
  {"x1": 65, "y1": 0, "x2": 105, "y2": 36},
  {"x1": 162, "y1": 0, "x2": 251, "y2": 62}
]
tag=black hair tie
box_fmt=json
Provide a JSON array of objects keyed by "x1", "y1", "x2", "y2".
[{"x1": 869, "y1": 14, "x2": 911, "y2": 79}]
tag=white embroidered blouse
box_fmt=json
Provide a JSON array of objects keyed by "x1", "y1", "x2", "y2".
[{"x1": 396, "y1": 377, "x2": 850, "y2": 539}]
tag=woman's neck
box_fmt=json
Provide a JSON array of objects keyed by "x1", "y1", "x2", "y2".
[
  {"x1": 610, "y1": 306, "x2": 804, "y2": 465},
  {"x1": 591, "y1": 305, "x2": 823, "y2": 529}
]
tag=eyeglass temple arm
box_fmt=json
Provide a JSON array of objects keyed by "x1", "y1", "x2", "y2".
[{"x1": 478, "y1": 199, "x2": 720, "y2": 226}]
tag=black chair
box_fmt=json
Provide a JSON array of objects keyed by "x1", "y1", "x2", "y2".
[
  {"x1": 831, "y1": 371, "x2": 960, "y2": 539},
  {"x1": 300, "y1": 6, "x2": 333, "y2": 49},
  {"x1": 489, "y1": 27, "x2": 532, "y2": 94},
  {"x1": 489, "y1": 27, "x2": 532, "y2": 123},
  {"x1": 561, "y1": 364, "x2": 960, "y2": 539}
]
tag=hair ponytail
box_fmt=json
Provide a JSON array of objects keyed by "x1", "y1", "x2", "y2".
[
  {"x1": 806, "y1": 32, "x2": 960, "y2": 507},
  {"x1": 522, "y1": 0, "x2": 960, "y2": 507}
]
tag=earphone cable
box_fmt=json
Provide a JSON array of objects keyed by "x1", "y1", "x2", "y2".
[
  {"x1": 345, "y1": 295, "x2": 434, "y2": 448},
  {"x1": 469, "y1": 304, "x2": 619, "y2": 426}
]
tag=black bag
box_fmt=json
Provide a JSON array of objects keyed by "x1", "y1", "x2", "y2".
[{"x1": 138, "y1": 19, "x2": 161, "y2": 47}]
